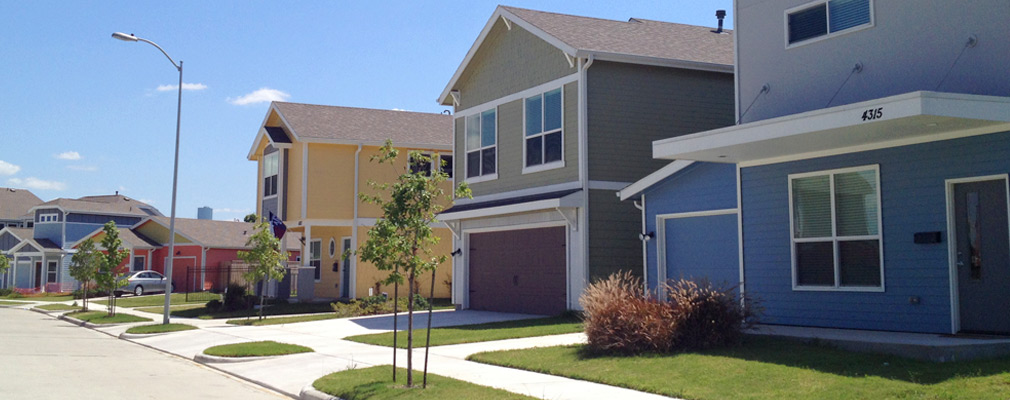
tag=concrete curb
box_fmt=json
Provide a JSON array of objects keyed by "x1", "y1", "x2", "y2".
[
  {"x1": 119, "y1": 331, "x2": 173, "y2": 340},
  {"x1": 30, "y1": 307, "x2": 74, "y2": 315},
  {"x1": 194, "y1": 353, "x2": 276, "y2": 364},
  {"x1": 58, "y1": 314, "x2": 86, "y2": 326},
  {"x1": 299, "y1": 385, "x2": 341, "y2": 400}
]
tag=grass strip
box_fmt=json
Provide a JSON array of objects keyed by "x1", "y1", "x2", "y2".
[
  {"x1": 135, "y1": 304, "x2": 205, "y2": 315},
  {"x1": 346, "y1": 315, "x2": 582, "y2": 348},
  {"x1": 227, "y1": 313, "x2": 342, "y2": 326},
  {"x1": 2, "y1": 294, "x2": 76, "y2": 302},
  {"x1": 36, "y1": 304, "x2": 80, "y2": 311},
  {"x1": 68, "y1": 310, "x2": 151, "y2": 324},
  {"x1": 313, "y1": 365, "x2": 537, "y2": 399},
  {"x1": 0, "y1": 300, "x2": 30, "y2": 306},
  {"x1": 94, "y1": 292, "x2": 220, "y2": 308},
  {"x1": 125, "y1": 323, "x2": 197, "y2": 334},
  {"x1": 203, "y1": 340, "x2": 313, "y2": 357},
  {"x1": 468, "y1": 336, "x2": 1010, "y2": 400}
]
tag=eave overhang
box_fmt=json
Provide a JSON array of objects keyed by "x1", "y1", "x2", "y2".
[{"x1": 439, "y1": 189, "x2": 583, "y2": 221}]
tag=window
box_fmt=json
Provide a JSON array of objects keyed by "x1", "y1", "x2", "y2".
[
  {"x1": 310, "y1": 239, "x2": 322, "y2": 281},
  {"x1": 132, "y1": 256, "x2": 145, "y2": 272},
  {"x1": 787, "y1": 0, "x2": 871, "y2": 45},
  {"x1": 329, "y1": 238, "x2": 336, "y2": 258},
  {"x1": 525, "y1": 88, "x2": 563, "y2": 170},
  {"x1": 465, "y1": 109, "x2": 496, "y2": 180},
  {"x1": 409, "y1": 152, "x2": 433, "y2": 176},
  {"x1": 47, "y1": 261, "x2": 58, "y2": 284},
  {"x1": 440, "y1": 155, "x2": 453, "y2": 178},
  {"x1": 263, "y1": 151, "x2": 279, "y2": 197},
  {"x1": 39, "y1": 214, "x2": 58, "y2": 223},
  {"x1": 790, "y1": 166, "x2": 882, "y2": 290}
]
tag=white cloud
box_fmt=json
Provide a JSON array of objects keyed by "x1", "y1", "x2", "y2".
[
  {"x1": 55, "y1": 151, "x2": 81, "y2": 160},
  {"x1": 228, "y1": 88, "x2": 290, "y2": 105},
  {"x1": 156, "y1": 83, "x2": 208, "y2": 92},
  {"x1": 0, "y1": 160, "x2": 19, "y2": 176},
  {"x1": 67, "y1": 165, "x2": 98, "y2": 172},
  {"x1": 8, "y1": 177, "x2": 66, "y2": 191}
]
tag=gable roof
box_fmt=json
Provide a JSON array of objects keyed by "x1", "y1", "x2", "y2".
[
  {"x1": 146, "y1": 217, "x2": 302, "y2": 250},
  {"x1": 71, "y1": 227, "x2": 163, "y2": 250},
  {"x1": 248, "y1": 102, "x2": 452, "y2": 160},
  {"x1": 31, "y1": 194, "x2": 161, "y2": 217},
  {"x1": 439, "y1": 5, "x2": 734, "y2": 105},
  {"x1": 0, "y1": 187, "x2": 43, "y2": 221},
  {"x1": 0, "y1": 227, "x2": 32, "y2": 241}
]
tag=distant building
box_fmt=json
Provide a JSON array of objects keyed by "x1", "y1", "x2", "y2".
[
  {"x1": 197, "y1": 207, "x2": 213, "y2": 220},
  {"x1": 0, "y1": 187, "x2": 43, "y2": 228}
]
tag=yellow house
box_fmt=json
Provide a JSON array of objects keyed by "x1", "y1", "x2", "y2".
[{"x1": 247, "y1": 102, "x2": 455, "y2": 300}]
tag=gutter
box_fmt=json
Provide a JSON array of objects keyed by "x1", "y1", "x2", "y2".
[{"x1": 633, "y1": 197, "x2": 647, "y2": 291}]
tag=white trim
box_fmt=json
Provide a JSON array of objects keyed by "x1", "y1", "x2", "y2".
[
  {"x1": 453, "y1": 181, "x2": 580, "y2": 206},
  {"x1": 309, "y1": 238, "x2": 322, "y2": 283},
  {"x1": 656, "y1": 209, "x2": 738, "y2": 220},
  {"x1": 454, "y1": 74, "x2": 579, "y2": 118},
  {"x1": 262, "y1": 151, "x2": 280, "y2": 198},
  {"x1": 788, "y1": 164, "x2": 884, "y2": 292},
  {"x1": 588, "y1": 181, "x2": 633, "y2": 191},
  {"x1": 440, "y1": 191, "x2": 584, "y2": 222},
  {"x1": 301, "y1": 142, "x2": 308, "y2": 220},
  {"x1": 522, "y1": 161, "x2": 565, "y2": 175},
  {"x1": 522, "y1": 87, "x2": 565, "y2": 173},
  {"x1": 737, "y1": 164, "x2": 745, "y2": 299},
  {"x1": 575, "y1": 51, "x2": 733, "y2": 74},
  {"x1": 784, "y1": 0, "x2": 875, "y2": 49},
  {"x1": 944, "y1": 174, "x2": 1010, "y2": 334},
  {"x1": 655, "y1": 208, "x2": 739, "y2": 295},
  {"x1": 463, "y1": 107, "x2": 499, "y2": 183},
  {"x1": 618, "y1": 161, "x2": 696, "y2": 200}
]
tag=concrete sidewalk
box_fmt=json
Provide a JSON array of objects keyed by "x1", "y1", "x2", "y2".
[{"x1": 35, "y1": 304, "x2": 674, "y2": 400}]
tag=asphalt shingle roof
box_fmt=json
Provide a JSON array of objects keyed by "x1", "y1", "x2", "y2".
[
  {"x1": 0, "y1": 187, "x2": 42, "y2": 221},
  {"x1": 271, "y1": 102, "x2": 452, "y2": 147},
  {"x1": 501, "y1": 6, "x2": 734, "y2": 66},
  {"x1": 150, "y1": 217, "x2": 301, "y2": 250},
  {"x1": 36, "y1": 195, "x2": 161, "y2": 217}
]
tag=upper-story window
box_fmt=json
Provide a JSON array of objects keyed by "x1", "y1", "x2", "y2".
[
  {"x1": 439, "y1": 155, "x2": 453, "y2": 178},
  {"x1": 787, "y1": 0, "x2": 872, "y2": 46},
  {"x1": 263, "y1": 151, "x2": 279, "y2": 197},
  {"x1": 39, "y1": 214, "x2": 58, "y2": 223},
  {"x1": 409, "y1": 153, "x2": 453, "y2": 178},
  {"x1": 524, "y1": 88, "x2": 563, "y2": 172},
  {"x1": 465, "y1": 109, "x2": 497, "y2": 180}
]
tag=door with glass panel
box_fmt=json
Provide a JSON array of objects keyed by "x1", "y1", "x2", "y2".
[{"x1": 954, "y1": 179, "x2": 1010, "y2": 333}]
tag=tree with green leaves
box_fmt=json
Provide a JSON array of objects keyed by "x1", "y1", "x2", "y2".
[
  {"x1": 94, "y1": 221, "x2": 129, "y2": 316},
  {"x1": 243, "y1": 213, "x2": 258, "y2": 223},
  {"x1": 238, "y1": 222, "x2": 289, "y2": 320},
  {"x1": 69, "y1": 238, "x2": 101, "y2": 311},
  {"x1": 356, "y1": 140, "x2": 470, "y2": 387},
  {"x1": 0, "y1": 254, "x2": 10, "y2": 290}
]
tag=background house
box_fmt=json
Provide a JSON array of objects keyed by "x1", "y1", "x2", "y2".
[
  {"x1": 0, "y1": 187, "x2": 42, "y2": 228},
  {"x1": 247, "y1": 102, "x2": 454, "y2": 301},
  {"x1": 437, "y1": 6, "x2": 734, "y2": 315},
  {"x1": 631, "y1": 0, "x2": 1010, "y2": 334}
]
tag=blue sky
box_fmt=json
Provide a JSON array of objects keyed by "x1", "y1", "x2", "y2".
[{"x1": 1, "y1": 1, "x2": 733, "y2": 220}]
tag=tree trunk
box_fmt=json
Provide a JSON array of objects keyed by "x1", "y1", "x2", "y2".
[
  {"x1": 259, "y1": 280, "x2": 266, "y2": 320},
  {"x1": 407, "y1": 269, "x2": 415, "y2": 387},
  {"x1": 392, "y1": 273, "x2": 398, "y2": 382},
  {"x1": 423, "y1": 268, "x2": 436, "y2": 388}
]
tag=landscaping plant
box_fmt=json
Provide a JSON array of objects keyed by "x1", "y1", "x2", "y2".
[
  {"x1": 94, "y1": 222, "x2": 129, "y2": 316},
  {"x1": 237, "y1": 222, "x2": 288, "y2": 320},
  {"x1": 69, "y1": 238, "x2": 101, "y2": 311},
  {"x1": 0, "y1": 254, "x2": 9, "y2": 289},
  {"x1": 353, "y1": 140, "x2": 470, "y2": 387},
  {"x1": 665, "y1": 278, "x2": 759, "y2": 350}
]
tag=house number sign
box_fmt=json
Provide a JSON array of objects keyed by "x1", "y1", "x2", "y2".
[{"x1": 860, "y1": 107, "x2": 883, "y2": 121}]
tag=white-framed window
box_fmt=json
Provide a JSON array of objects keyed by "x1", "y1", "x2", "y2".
[
  {"x1": 786, "y1": 0, "x2": 872, "y2": 47},
  {"x1": 439, "y1": 154, "x2": 453, "y2": 178},
  {"x1": 310, "y1": 239, "x2": 322, "y2": 281},
  {"x1": 39, "y1": 214, "x2": 58, "y2": 223},
  {"x1": 47, "y1": 260, "x2": 58, "y2": 284},
  {"x1": 524, "y1": 88, "x2": 564, "y2": 172},
  {"x1": 465, "y1": 109, "x2": 497, "y2": 181},
  {"x1": 409, "y1": 153, "x2": 454, "y2": 178},
  {"x1": 789, "y1": 165, "x2": 882, "y2": 291},
  {"x1": 409, "y1": 152, "x2": 433, "y2": 176},
  {"x1": 263, "y1": 151, "x2": 279, "y2": 197}
]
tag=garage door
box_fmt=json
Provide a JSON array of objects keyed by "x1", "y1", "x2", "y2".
[{"x1": 468, "y1": 226, "x2": 566, "y2": 315}]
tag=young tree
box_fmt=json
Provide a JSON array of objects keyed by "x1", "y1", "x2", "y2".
[
  {"x1": 237, "y1": 222, "x2": 288, "y2": 320},
  {"x1": 69, "y1": 238, "x2": 101, "y2": 311},
  {"x1": 94, "y1": 222, "x2": 129, "y2": 316},
  {"x1": 0, "y1": 254, "x2": 9, "y2": 290},
  {"x1": 356, "y1": 140, "x2": 470, "y2": 387}
]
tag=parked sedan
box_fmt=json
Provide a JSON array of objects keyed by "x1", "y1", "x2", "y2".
[{"x1": 115, "y1": 271, "x2": 174, "y2": 297}]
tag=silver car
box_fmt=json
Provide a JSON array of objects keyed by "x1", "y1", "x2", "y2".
[{"x1": 115, "y1": 271, "x2": 173, "y2": 297}]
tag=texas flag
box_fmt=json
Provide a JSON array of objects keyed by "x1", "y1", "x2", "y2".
[{"x1": 269, "y1": 212, "x2": 287, "y2": 239}]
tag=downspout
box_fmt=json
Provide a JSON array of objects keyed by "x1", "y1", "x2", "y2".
[
  {"x1": 634, "y1": 196, "x2": 647, "y2": 291},
  {"x1": 577, "y1": 55, "x2": 594, "y2": 309},
  {"x1": 351, "y1": 143, "x2": 362, "y2": 299}
]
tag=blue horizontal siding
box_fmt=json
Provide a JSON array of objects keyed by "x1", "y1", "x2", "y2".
[
  {"x1": 66, "y1": 213, "x2": 142, "y2": 226},
  {"x1": 742, "y1": 130, "x2": 1010, "y2": 334},
  {"x1": 32, "y1": 224, "x2": 62, "y2": 247},
  {"x1": 643, "y1": 162, "x2": 737, "y2": 289}
]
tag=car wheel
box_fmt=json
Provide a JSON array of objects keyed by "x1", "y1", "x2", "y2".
[{"x1": 134, "y1": 286, "x2": 144, "y2": 296}]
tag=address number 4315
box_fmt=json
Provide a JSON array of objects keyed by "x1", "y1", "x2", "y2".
[{"x1": 861, "y1": 107, "x2": 883, "y2": 121}]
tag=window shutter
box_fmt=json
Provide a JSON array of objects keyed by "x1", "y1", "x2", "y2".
[{"x1": 829, "y1": 0, "x2": 871, "y2": 33}]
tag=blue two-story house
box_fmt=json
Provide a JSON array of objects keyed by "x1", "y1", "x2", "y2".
[
  {"x1": 2, "y1": 194, "x2": 161, "y2": 292},
  {"x1": 621, "y1": 0, "x2": 1010, "y2": 335}
]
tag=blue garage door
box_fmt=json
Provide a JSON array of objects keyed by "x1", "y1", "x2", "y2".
[{"x1": 663, "y1": 213, "x2": 739, "y2": 290}]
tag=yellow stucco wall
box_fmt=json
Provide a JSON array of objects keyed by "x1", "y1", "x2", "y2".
[
  {"x1": 306, "y1": 144, "x2": 356, "y2": 220},
  {"x1": 286, "y1": 143, "x2": 304, "y2": 220},
  {"x1": 308, "y1": 225, "x2": 352, "y2": 299},
  {"x1": 134, "y1": 221, "x2": 192, "y2": 245},
  {"x1": 353, "y1": 226, "x2": 454, "y2": 299},
  {"x1": 356, "y1": 145, "x2": 455, "y2": 219}
]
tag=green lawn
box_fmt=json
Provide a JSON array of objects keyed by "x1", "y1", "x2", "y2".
[
  {"x1": 346, "y1": 315, "x2": 583, "y2": 348},
  {"x1": 0, "y1": 300, "x2": 28, "y2": 306},
  {"x1": 227, "y1": 313, "x2": 343, "y2": 326},
  {"x1": 152, "y1": 301, "x2": 335, "y2": 319},
  {"x1": 313, "y1": 366, "x2": 537, "y2": 399},
  {"x1": 203, "y1": 340, "x2": 313, "y2": 357},
  {"x1": 67, "y1": 311, "x2": 152, "y2": 325},
  {"x1": 35, "y1": 304, "x2": 80, "y2": 311},
  {"x1": 125, "y1": 323, "x2": 198, "y2": 334},
  {"x1": 135, "y1": 303, "x2": 205, "y2": 315},
  {"x1": 93, "y1": 292, "x2": 220, "y2": 308},
  {"x1": 468, "y1": 336, "x2": 1010, "y2": 400},
  {"x1": 2, "y1": 294, "x2": 76, "y2": 302}
]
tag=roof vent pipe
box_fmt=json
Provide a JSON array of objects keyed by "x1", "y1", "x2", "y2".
[{"x1": 714, "y1": 10, "x2": 727, "y2": 33}]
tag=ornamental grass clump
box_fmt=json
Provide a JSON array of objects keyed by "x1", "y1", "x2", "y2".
[{"x1": 665, "y1": 279, "x2": 758, "y2": 350}]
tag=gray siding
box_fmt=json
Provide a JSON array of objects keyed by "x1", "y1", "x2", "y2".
[
  {"x1": 588, "y1": 189, "x2": 642, "y2": 282},
  {"x1": 455, "y1": 19, "x2": 576, "y2": 110},
  {"x1": 737, "y1": 0, "x2": 1010, "y2": 123},
  {"x1": 587, "y1": 61, "x2": 734, "y2": 183},
  {"x1": 0, "y1": 232, "x2": 19, "y2": 251},
  {"x1": 455, "y1": 82, "x2": 579, "y2": 197},
  {"x1": 34, "y1": 208, "x2": 63, "y2": 222}
]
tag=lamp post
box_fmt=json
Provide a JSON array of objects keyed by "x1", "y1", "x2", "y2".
[{"x1": 112, "y1": 32, "x2": 182, "y2": 325}]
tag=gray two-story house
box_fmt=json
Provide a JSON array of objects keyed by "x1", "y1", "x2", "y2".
[{"x1": 438, "y1": 6, "x2": 734, "y2": 315}]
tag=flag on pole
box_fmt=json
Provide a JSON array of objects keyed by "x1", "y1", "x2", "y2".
[{"x1": 269, "y1": 212, "x2": 287, "y2": 239}]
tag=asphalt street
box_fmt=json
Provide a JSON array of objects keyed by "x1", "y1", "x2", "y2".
[{"x1": 0, "y1": 307, "x2": 286, "y2": 400}]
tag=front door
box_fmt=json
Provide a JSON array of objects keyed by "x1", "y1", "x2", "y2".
[
  {"x1": 954, "y1": 178, "x2": 1010, "y2": 333},
  {"x1": 34, "y1": 262, "x2": 42, "y2": 290},
  {"x1": 340, "y1": 238, "x2": 351, "y2": 298}
]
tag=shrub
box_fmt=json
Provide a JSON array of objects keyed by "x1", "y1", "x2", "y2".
[
  {"x1": 330, "y1": 295, "x2": 431, "y2": 318},
  {"x1": 0, "y1": 288, "x2": 12, "y2": 297},
  {"x1": 72, "y1": 288, "x2": 107, "y2": 299},
  {"x1": 205, "y1": 299, "x2": 223, "y2": 312},
  {"x1": 665, "y1": 279, "x2": 758, "y2": 350},
  {"x1": 223, "y1": 283, "x2": 251, "y2": 312}
]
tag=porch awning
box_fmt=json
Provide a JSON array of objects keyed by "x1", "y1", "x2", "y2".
[
  {"x1": 653, "y1": 91, "x2": 1010, "y2": 166},
  {"x1": 440, "y1": 189, "x2": 582, "y2": 221}
]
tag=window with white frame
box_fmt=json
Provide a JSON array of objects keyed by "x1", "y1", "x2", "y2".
[
  {"x1": 439, "y1": 155, "x2": 453, "y2": 178},
  {"x1": 39, "y1": 214, "x2": 58, "y2": 223},
  {"x1": 787, "y1": 0, "x2": 872, "y2": 45},
  {"x1": 310, "y1": 239, "x2": 322, "y2": 281},
  {"x1": 525, "y1": 88, "x2": 563, "y2": 169},
  {"x1": 409, "y1": 152, "x2": 433, "y2": 176},
  {"x1": 790, "y1": 166, "x2": 882, "y2": 289},
  {"x1": 263, "y1": 151, "x2": 279, "y2": 197},
  {"x1": 465, "y1": 109, "x2": 496, "y2": 179}
]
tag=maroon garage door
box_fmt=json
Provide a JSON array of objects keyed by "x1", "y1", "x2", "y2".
[{"x1": 468, "y1": 226, "x2": 567, "y2": 315}]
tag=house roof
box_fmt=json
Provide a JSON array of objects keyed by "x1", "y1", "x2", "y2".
[
  {"x1": 32, "y1": 195, "x2": 162, "y2": 217},
  {"x1": 264, "y1": 126, "x2": 292, "y2": 144},
  {"x1": 440, "y1": 189, "x2": 583, "y2": 221},
  {"x1": 3, "y1": 227, "x2": 32, "y2": 241},
  {"x1": 0, "y1": 187, "x2": 42, "y2": 221},
  {"x1": 148, "y1": 217, "x2": 302, "y2": 250},
  {"x1": 70, "y1": 227, "x2": 162, "y2": 250},
  {"x1": 439, "y1": 6, "x2": 734, "y2": 105}
]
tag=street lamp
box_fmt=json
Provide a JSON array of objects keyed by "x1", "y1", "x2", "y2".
[{"x1": 112, "y1": 32, "x2": 183, "y2": 325}]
